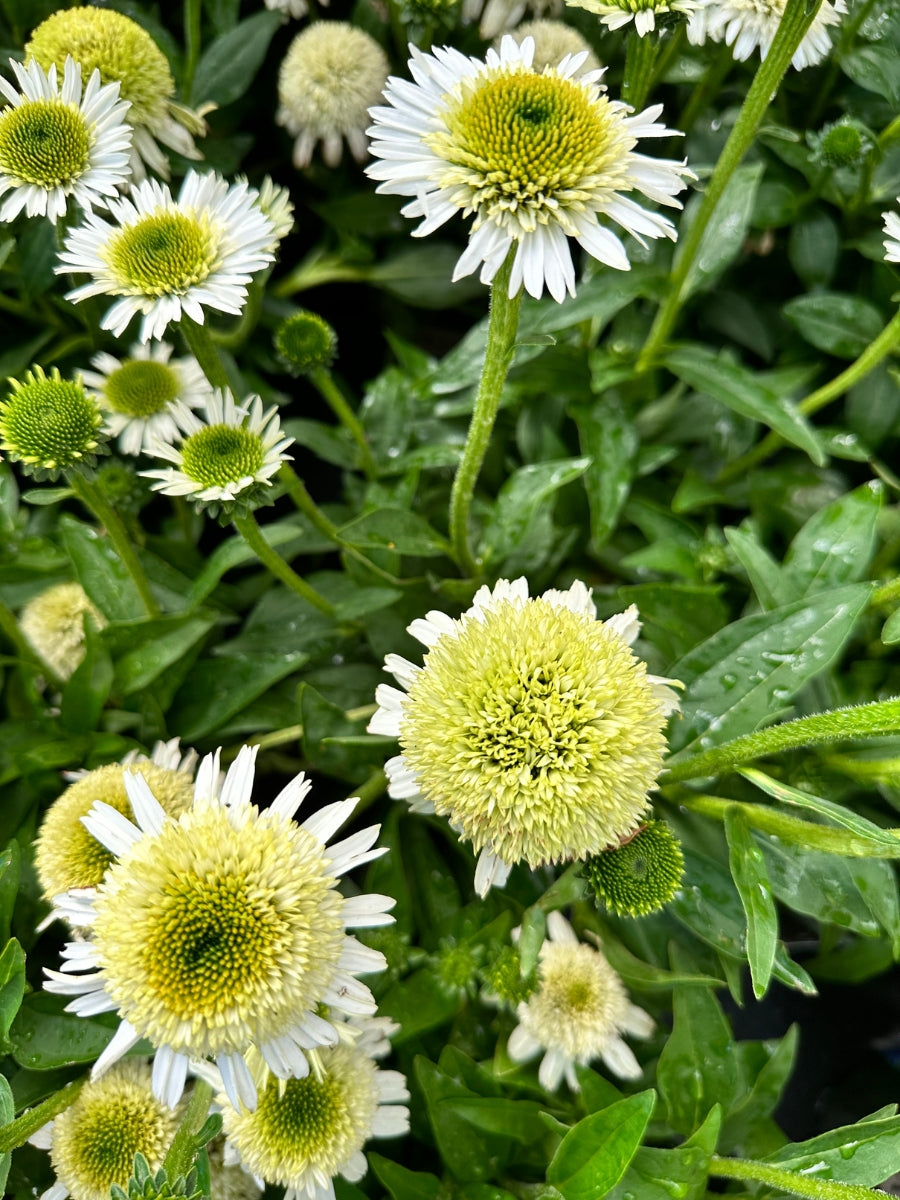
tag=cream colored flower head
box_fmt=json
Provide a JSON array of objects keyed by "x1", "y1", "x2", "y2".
[
  {"x1": 29, "y1": 1060, "x2": 180, "y2": 1200},
  {"x1": 58, "y1": 171, "x2": 276, "y2": 343},
  {"x1": 686, "y1": 0, "x2": 846, "y2": 69},
  {"x1": 566, "y1": 0, "x2": 696, "y2": 35},
  {"x1": 20, "y1": 581, "x2": 106, "y2": 683},
  {"x1": 466, "y1": 0, "x2": 564, "y2": 41},
  {"x1": 277, "y1": 23, "x2": 389, "y2": 168},
  {"x1": 81, "y1": 340, "x2": 213, "y2": 457},
  {"x1": 265, "y1": 0, "x2": 330, "y2": 19},
  {"x1": 216, "y1": 1019, "x2": 409, "y2": 1200},
  {"x1": 499, "y1": 21, "x2": 600, "y2": 73},
  {"x1": 44, "y1": 745, "x2": 395, "y2": 1113},
  {"x1": 883, "y1": 203, "x2": 900, "y2": 264},
  {"x1": 366, "y1": 36, "x2": 694, "y2": 302},
  {"x1": 0, "y1": 55, "x2": 132, "y2": 224},
  {"x1": 507, "y1": 912, "x2": 654, "y2": 1090},
  {"x1": 26, "y1": 6, "x2": 208, "y2": 180},
  {"x1": 369, "y1": 577, "x2": 681, "y2": 896}
]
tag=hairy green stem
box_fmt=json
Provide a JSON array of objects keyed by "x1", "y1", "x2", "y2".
[
  {"x1": 718, "y1": 306, "x2": 900, "y2": 480},
  {"x1": 872, "y1": 575, "x2": 900, "y2": 608},
  {"x1": 163, "y1": 1080, "x2": 213, "y2": 1179},
  {"x1": 622, "y1": 30, "x2": 660, "y2": 112},
  {"x1": 637, "y1": 0, "x2": 823, "y2": 371},
  {"x1": 273, "y1": 252, "x2": 367, "y2": 299},
  {"x1": 710, "y1": 1155, "x2": 885, "y2": 1198},
  {"x1": 67, "y1": 472, "x2": 159, "y2": 618},
  {"x1": 350, "y1": 767, "x2": 388, "y2": 818},
  {"x1": 449, "y1": 252, "x2": 522, "y2": 575},
  {"x1": 180, "y1": 315, "x2": 232, "y2": 391},
  {"x1": 0, "y1": 1077, "x2": 87, "y2": 1153},
  {"x1": 232, "y1": 512, "x2": 335, "y2": 616},
  {"x1": 311, "y1": 367, "x2": 378, "y2": 480}
]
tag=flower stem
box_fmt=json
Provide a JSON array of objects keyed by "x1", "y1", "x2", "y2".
[
  {"x1": 0, "y1": 1077, "x2": 87, "y2": 1153},
  {"x1": 718, "y1": 305, "x2": 900, "y2": 481},
  {"x1": 232, "y1": 512, "x2": 336, "y2": 616},
  {"x1": 179, "y1": 315, "x2": 232, "y2": 391},
  {"x1": 710, "y1": 1155, "x2": 883, "y2": 1198},
  {"x1": 67, "y1": 472, "x2": 160, "y2": 618},
  {"x1": 677, "y1": 43, "x2": 733, "y2": 134},
  {"x1": 349, "y1": 767, "x2": 388, "y2": 818},
  {"x1": 273, "y1": 251, "x2": 368, "y2": 299},
  {"x1": 622, "y1": 30, "x2": 659, "y2": 112},
  {"x1": 183, "y1": 0, "x2": 203, "y2": 103},
  {"x1": 211, "y1": 274, "x2": 267, "y2": 352},
  {"x1": 163, "y1": 1079, "x2": 213, "y2": 1179},
  {"x1": 637, "y1": 0, "x2": 824, "y2": 372},
  {"x1": 449, "y1": 251, "x2": 522, "y2": 576},
  {"x1": 310, "y1": 367, "x2": 378, "y2": 480}
]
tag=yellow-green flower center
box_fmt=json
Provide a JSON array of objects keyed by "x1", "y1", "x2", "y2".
[
  {"x1": 26, "y1": 6, "x2": 175, "y2": 126},
  {"x1": 105, "y1": 211, "x2": 220, "y2": 297},
  {"x1": 525, "y1": 942, "x2": 628, "y2": 1058},
  {"x1": 0, "y1": 99, "x2": 90, "y2": 187},
  {"x1": 400, "y1": 598, "x2": 668, "y2": 867},
  {"x1": 50, "y1": 1062, "x2": 177, "y2": 1200},
  {"x1": 103, "y1": 360, "x2": 181, "y2": 418},
  {"x1": 179, "y1": 425, "x2": 264, "y2": 489},
  {"x1": 427, "y1": 65, "x2": 632, "y2": 232},
  {"x1": 0, "y1": 372, "x2": 102, "y2": 469},
  {"x1": 92, "y1": 805, "x2": 345, "y2": 1057}
]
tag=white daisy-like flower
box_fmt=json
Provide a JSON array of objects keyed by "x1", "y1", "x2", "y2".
[
  {"x1": 499, "y1": 22, "x2": 601, "y2": 73},
  {"x1": 215, "y1": 1018, "x2": 409, "y2": 1200},
  {"x1": 507, "y1": 913, "x2": 654, "y2": 1090},
  {"x1": 277, "y1": 23, "x2": 389, "y2": 168},
  {"x1": 57, "y1": 170, "x2": 276, "y2": 343},
  {"x1": 20, "y1": 581, "x2": 106, "y2": 683},
  {"x1": 80, "y1": 340, "x2": 213, "y2": 456},
  {"x1": 26, "y1": 6, "x2": 208, "y2": 181},
  {"x1": 565, "y1": 0, "x2": 697, "y2": 35},
  {"x1": 251, "y1": 174, "x2": 295, "y2": 250},
  {"x1": 465, "y1": 0, "x2": 564, "y2": 41},
  {"x1": 883, "y1": 203, "x2": 900, "y2": 264},
  {"x1": 44, "y1": 745, "x2": 396, "y2": 1113},
  {"x1": 0, "y1": 55, "x2": 131, "y2": 224},
  {"x1": 265, "y1": 0, "x2": 330, "y2": 20},
  {"x1": 686, "y1": 0, "x2": 847, "y2": 69},
  {"x1": 369, "y1": 577, "x2": 681, "y2": 897},
  {"x1": 140, "y1": 389, "x2": 294, "y2": 508},
  {"x1": 366, "y1": 36, "x2": 694, "y2": 303},
  {"x1": 29, "y1": 1060, "x2": 180, "y2": 1200}
]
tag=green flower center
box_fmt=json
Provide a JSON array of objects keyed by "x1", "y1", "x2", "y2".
[
  {"x1": 180, "y1": 425, "x2": 264, "y2": 489},
  {"x1": 257, "y1": 1074, "x2": 348, "y2": 1160},
  {"x1": 0, "y1": 375, "x2": 102, "y2": 469},
  {"x1": 103, "y1": 360, "x2": 181, "y2": 418},
  {"x1": 275, "y1": 312, "x2": 336, "y2": 376},
  {"x1": 105, "y1": 211, "x2": 220, "y2": 297},
  {"x1": 586, "y1": 819, "x2": 684, "y2": 917},
  {"x1": 62, "y1": 1099, "x2": 163, "y2": 1191},
  {"x1": 0, "y1": 99, "x2": 90, "y2": 187}
]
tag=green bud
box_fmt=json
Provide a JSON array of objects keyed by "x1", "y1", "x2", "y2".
[
  {"x1": 585, "y1": 819, "x2": 685, "y2": 918},
  {"x1": 274, "y1": 311, "x2": 337, "y2": 376},
  {"x1": 0, "y1": 366, "x2": 106, "y2": 480},
  {"x1": 435, "y1": 938, "x2": 483, "y2": 993},
  {"x1": 480, "y1": 945, "x2": 539, "y2": 1007},
  {"x1": 808, "y1": 119, "x2": 874, "y2": 169},
  {"x1": 110, "y1": 1153, "x2": 203, "y2": 1200}
]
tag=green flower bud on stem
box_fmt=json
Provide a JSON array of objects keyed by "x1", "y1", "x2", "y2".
[{"x1": 585, "y1": 819, "x2": 685, "y2": 917}]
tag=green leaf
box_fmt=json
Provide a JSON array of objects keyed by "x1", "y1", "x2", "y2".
[
  {"x1": 191, "y1": 10, "x2": 282, "y2": 106},
  {"x1": 16, "y1": 217, "x2": 57, "y2": 299},
  {"x1": 479, "y1": 457, "x2": 590, "y2": 566},
  {"x1": 740, "y1": 768, "x2": 900, "y2": 850},
  {"x1": 788, "y1": 209, "x2": 840, "y2": 288},
  {"x1": 605, "y1": 1106, "x2": 721, "y2": 1200},
  {"x1": 167, "y1": 652, "x2": 308, "y2": 741},
  {"x1": 782, "y1": 482, "x2": 882, "y2": 600},
  {"x1": 298, "y1": 684, "x2": 385, "y2": 781},
  {"x1": 0, "y1": 1069, "x2": 11, "y2": 1194},
  {"x1": 841, "y1": 44, "x2": 900, "y2": 105},
  {"x1": 379, "y1": 970, "x2": 460, "y2": 1041},
  {"x1": 668, "y1": 584, "x2": 872, "y2": 758},
  {"x1": 518, "y1": 906, "x2": 547, "y2": 978},
  {"x1": 0, "y1": 939, "x2": 25, "y2": 1051},
  {"x1": 0, "y1": 842, "x2": 20, "y2": 948},
  {"x1": 783, "y1": 293, "x2": 885, "y2": 360},
  {"x1": 443, "y1": 1096, "x2": 549, "y2": 1142},
  {"x1": 682, "y1": 163, "x2": 764, "y2": 295},
  {"x1": 59, "y1": 614, "x2": 113, "y2": 734},
  {"x1": 60, "y1": 515, "x2": 147, "y2": 622},
  {"x1": 725, "y1": 809, "x2": 778, "y2": 1000},
  {"x1": 546, "y1": 1090, "x2": 655, "y2": 1199},
  {"x1": 657, "y1": 959, "x2": 738, "y2": 1135},
  {"x1": 572, "y1": 398, "x2": 637, "y2": 549},
  {"x1": 338, "y1": 508, "x2": 449, "y2": 557},
  {"x1": 10, "y1": 994, "x2": 126, "y2": 1069},
  {"x1": 108, "y1": 614, "x2": 216, "y2": 695},
  {"x1": 720, "y1": 1026, "x2": 799, "y2": 1157},
  {"x1": 724, "y1": 526, "x2": 787, "y2": 611},
  {"x1": 368, "y1": 244, "x2": 483, "y2": 307},
  {"x1": 415, "y1": 1057, "x2": 513, "y2": 1183},
  {"x1": 766, "y1": 1113, "x2": 900, "y2": 1187},
  {"x1": 368, "y1": 1155, "x2": 442, "y2": 1200},
  {"x1": 662, "y1": 344, "x2": 826, "y2": 465},
  {"x1": 596, "y1": 926, "x2": 725, "y2": 991}
]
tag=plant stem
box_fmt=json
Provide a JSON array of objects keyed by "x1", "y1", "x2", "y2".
[
  {"x1": 273, "y1": 251, "x2": 367, "y2": 299},
  {"x1": 718, "y1": 305, "x2": 900, "y2": 480},
  {"x1": 350, "y1": 767, "x2": 388, "y2": 818},
  {"x1": 448, "y1": 251, "x2": 522, "y2": 575},
  {"x1": 211, "y1": 274, "x2": 267, "y2": 352},
  {"x1": 232, "y1": 512, "x2": 335, "y2": 616},
  {"x1": 0, "y1": 1077, "x2": 87, "y2": 1153},
  {"x1": 637, "y1": 0, "x2": 824, "y2": 372},
  {"x1": 872, "y1": 576, "x2": 900, "y2": 608},
  {"x1": 183, "y1": 0, "x2": 203, "y2": 103},
  {"x1": 677, "y1": 44, "x2": 733, "y2": 135},
  {"x1": 310, "y1": 367, "x2": 378, "y2": 480},
  {"x1": 163, "y1": 1079, "x2": 213, "y2": 1178},
  {"x1": 622, "y1": 30, "x2": 660, "y2": 112},
  {"x1": 179, "y1": 315, "x2": 232, "y2": 391},
  {"x1": 67, "y1": 472, "x2": 159, "y2": 618},
  {"x1": 710, "y1": 1155, "x2": 885, "y2": 1198}
]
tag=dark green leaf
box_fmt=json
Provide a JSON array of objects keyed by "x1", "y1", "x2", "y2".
[
  {"x1": 379, "y1": 970, "x2": 460, "y2": 1041},
  {"x1": 167, "y1": 652, "x2": 308, "y2": 741},
  {"x1": 605, "y1": 1106, "x2": 721, "y2": 1200},
  {"x1": 0, "y1": 1069, "x2": 11, "y2": 1194},
  {"x1": 191, "y1": 10, "x2": 282, "y2": 106},
  {"x1": 767, "y1": 1114, "x2": 900, "y2": 1186},
  {"x1": 59, "y1": 612, "x2": 113, "y2": 734},
  {"x1": 782, "y1": 482, "x2": 882, "y2": 600},
  {"x1": 10, "y1": 994, "x2": 125, "y2": 1069},
  {"x1": 682, "y1": 163, "x2": 764, "y2": 295},
  {"x1": 16, "y1": 218, "x2": 57, "y2": 299},
  {"x1": 841, "y1": 44, "x2": 900, "y2": 105},
  {"x1": 338, "y1": 509, "x2": 449, "y2": 557},
  {"x1": 0, "y1": 939, "x2": 25, "y2": 1050},
  {"x1": 546, "y1": 1090, "x2": 655, "y2": 1199},
  {"x1": 443, "y1": 1096, "x2": 549, "y2": 1142},
  {"x1": 724, "y1": 526, "x2": 787, "y2": 610},
  {"x1": 725, "y1": 809, "x2": 778, "y2": 1000},
  {"x1": 109, "y1": 614, "x2": 216, "y2": 695},
  {"x1": 60, "y1": 515, "x2": 147, "y2": 622},
  {"x1": 783, "y1": 293, "x2": 884, "y2": 360},
  {"x1": 0, "y1": 842, "x2": 20, "y2": 948},
  {"x1": 597, "y1": 926, "x2": 724, "y2": 991},
  {"x1": 720, "y1": 1026, "x2": 799, "y2": 1156},
  {"x1": 368, "y1": 1155, "x2": 442, "y2": 1200},
  {"x1": 480, "y1": 457, "x2": 590, "y2": 566},
  {"x1": 572, "y1": 399, "x2": 637, "y2": 549},
  {"x1": 415, "y1": 1057, "x2": 513, "y2": 1182},
  {"x1": 788, "y1": 209, "x2": 840, "y2": 288}
]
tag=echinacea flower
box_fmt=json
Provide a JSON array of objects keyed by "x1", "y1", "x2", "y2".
[
  {"x1": 369, "y1": 578, "x2": 681, "y2": 896},
  {"x1": 44, "y1": 746, "x2": 395, "y2": 1113},
  {"x1": 26, "y1": 6, "x2": 207, "y2": 180},
  {"x1": 20, "y1": 581, "x2": 106, "y2": 683},
  {"x1": 141, "y1": 390, "x2": 294, "y2": 514},
  {"x1": 507, "y1": 912, "x2": 654, "y2": 1089},
  {"x1": 366, "y1": 36, "x2": 693, "y2": 302},
  {"x1": 216, "y1": 1019, "x2": 409, "y2": 1200},
  {"x1": 499, "y1": 21, "x2": 601, "y2": 73},
  {"x1": 465, "y1": 0, "x2": 564, "y2": 40},
  {"x1": 30, "y1": 1060, "x2": 180, "y2": 1200},
  {"x1": 265, "y1": 0, "x2": 329, "y2": 20},
  {"x1": 0, "y1": 367, "x2": 106, "y2": 478},
  {"x1": 883, "y1": 203, "x2": 900, "y2": 264},
  {"x1": 57, "y1": 171, "x2": 276, "y2": 343},
  {"x1": 686, "y1": 0, "x2": 846, "y2": 69},
  {"x1": 0, "y1": 55, "x2": 131, "y2": 223},
  {"x1": 277, "y1": 23, "x2": 389, "y2": 168},
  {"x1": 81, "y1": 341, "x2": 213, "y2": 456},
  {"x1": 565, "y1": 0, "x2": 696, "y2": 35}
]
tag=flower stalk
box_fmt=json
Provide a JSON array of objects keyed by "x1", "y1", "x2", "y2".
[
  {"x1": 232, "y1": 512, "x2": 335, "y2": 616},
  {"x1": 710, "y1": 1155, "x2": 887, "y2": 1198},
  {"x1": 0, "y1": 1077, "x2": 86, "y2": 1153},
  {"x1": 310, "y1": 367, "x2": 378, "y2": 480},
  {"x1": 622, "y1": 30, "x2": 659, "y2": 112},
  {"x1": 179, "y1": 315, "x2": 232, "y2": 391}
]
